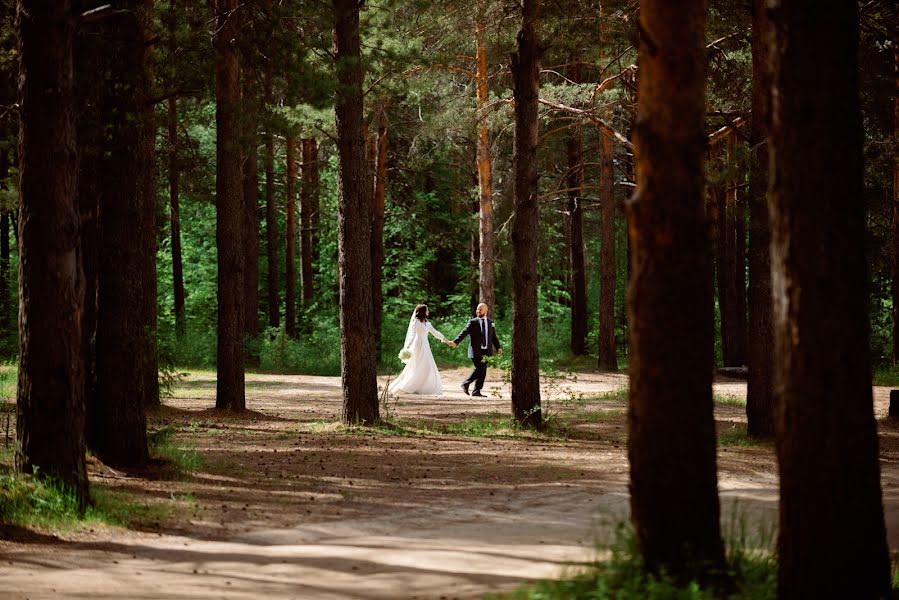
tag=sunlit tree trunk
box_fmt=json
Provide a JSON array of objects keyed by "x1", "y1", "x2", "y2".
[
  {"x1": 625, "y1": 0, "x2": 725, "y2": 582},
  {"x1": 475, "y1": 3, "x2": 494, "y2": 315},
  {"x1": 509, "y1": 0, "x2": 542, "y2": 429},
  {"x1": 242, "y1": 82, "x2": 260, "y2": 340},
  {"x1": 767, "y1": 2, "x2": 890, "y2": 596},
  {"x1": 214, "y1": 0, "x2": 245, "y2": 411},
  {"x1": 16, "y1": 0, "x2": 88, "y2": 507},
  {"x1": 370, "y1": 111, "x2": 388, "y2": 358},
  {"x1": 598, "y1": 132, "x2": 617, "y2": 370},
  {"x1": 300, "y1": 138, "x2": 316, "y2": 305},
  {"x1": 334, "y1": 0, "x2": 378, "y2": 424},
  {"x1": 285, "y1": 136, "x2": 297, "y2": 337},
  {"x1": 265, "y1": 127, "x2": 278, "y2": 328}
]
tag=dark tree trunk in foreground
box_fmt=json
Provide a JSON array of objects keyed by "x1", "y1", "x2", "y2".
[
  {"x1": 242, "y1": 92, "x2": 260, "y2": 339},
  {"x1": 370, "y1": 114, "x2": 388, "y2": 358},
  {"x1": 265, "y1": 130, "x2": 279, "y2": 328},
  {"x1": 86, "y1": 2, "x2": 154, "y2": 464},
  {"x1": 168, "y1": 96, "x2": 186, "y2": 338},
  {"x1": 723, "y1": 131, "x2": 746, "y2": 367},
  {"x1": 625, "y1": 0, "x2": 725, "y2": 582},
  {"x1": 214, "y1": 0, "x2": 245, "y2": 411},
  {"x1": 746, "y1": 0, "x2": 774, "y2": 438},
  {"x1": 16, "y1": 0, "x2": 88, "y2": 505},
  {"x1": 598, "y1": 132, "x2": 617, "y2": 370},
  {"x1": 300, "y1": 138, "x2": 316, "y2": 305},
  {"x1": 767, "y1": 2, "x2": 890, "y2": 596},
  {"x1": 333, "y1": 0, "x2": 378, "y2": 424},
  {"x1": 509, "y1": 0, "x2": 542, "y2": 429},
  {"x1": 566, "y1": 93, "x2": 587, "y2": 356},
  {"x1": 285, "y1": 136, "x2": 297, "y2": 337}
]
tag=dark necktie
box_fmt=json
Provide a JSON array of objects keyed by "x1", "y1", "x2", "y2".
[{"x1": 481, "y1": 318, "x2": 488, "y2": 349}]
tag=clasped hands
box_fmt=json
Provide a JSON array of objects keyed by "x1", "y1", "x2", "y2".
[{"x1": 443, "y1": 339, "x2": 458, "y2": 348}]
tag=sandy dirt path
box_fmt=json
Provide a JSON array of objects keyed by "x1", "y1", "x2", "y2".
[{"x1": 1, "y1": 368, "x2": 897, "y2": 599}]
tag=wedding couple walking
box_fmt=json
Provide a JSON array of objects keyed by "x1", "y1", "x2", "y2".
[{"x1": 388, "y1": 303, "x2": 502, "y2": 397}]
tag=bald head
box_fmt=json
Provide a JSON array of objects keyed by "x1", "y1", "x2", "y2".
[{"x1": 476, "y1": 303, "x2": 488, "y2": 317}]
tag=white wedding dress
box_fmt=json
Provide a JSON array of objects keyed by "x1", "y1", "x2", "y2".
[{"x1": 388, "y1": 318, "x2": 446, "y2": 396}]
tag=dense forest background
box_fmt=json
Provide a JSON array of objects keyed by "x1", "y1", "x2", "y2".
[{"x1": 0, "y1": 0, "x2": 892, "y2": 377}]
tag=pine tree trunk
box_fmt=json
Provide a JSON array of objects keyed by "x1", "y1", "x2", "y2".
[
  {"x1": 300, "y1": 138, "x2": 315, "y2": 305},
  {"x1": 509, "y1": 0, "x2": 542, "y2": 429},
  {"x1": 333, "y1": 0, "x2": 378, "y2": 424},
  {"x1": 214, "y1": 0, "x2": 245, "y2": 411},
  {"x1": 626, "y1": 0, "x2": 725, "y2": 582},
  {"x1": 370, "y1": 114, "x2": 388, "y2": 358},
  {"x1": 723, "y1": 130, "x2": 746, "y2": 367},
  {"x1": 746, "y1": 0, "x2": 774, "y2": 438},
  {"x1": 893, "y1": 41, "x2": 899, "y2": 364},
  {"x1": 598, "y1": 132, "x2": 617, "y2": 370},
  {"x1": 16, "y1": 0, "x2": 88, "y2": 505},
  {"x1": 566, "y1": 82, "x2": 587, "y2": 355},
  {"x1": 0, "y1": 209, "x2": 8, "y2": 335},
  {"x1": 308, "y1": 138, "x2": 321, "y2": 273},
  {"x1": 168, "y1": 96, "x2": 186, "y2": 339},
  {"x1": 265, "y1": 130, "x2": 279, "y2": 328},
  {"x1": 87, "y1": 2, "x2": 154, "y2": 464},
  {"x1": 710, "y1": 162, "x2": 728, "y2": 364},
  {"x1": 475, "y1": 5, "x2": 495, "y2": 315},
  {"x1": 285, "y1": 136, "x2": 297, "y2": 338},
  {"x1": 767, "y1": 2, "x2": 890, "y2": 596},
  {"x1": 242, "y1": 86, "x2": 260, "y2": 340}
]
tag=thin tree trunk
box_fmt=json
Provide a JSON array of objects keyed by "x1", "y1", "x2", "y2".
[
  {"x1": 265, "y1": 129, "x2": 278, "y2": 328},
  {"x1": 214, "y1": 0, "x2": 245, "y2": 411},
  {"x1": 598, "y1": 132, "x2": 617, "y2": 370},
  {"x1": 333, "y1": 0, "x2": 378, "y2": 424},
  {"x1": 242, "y1": 84, "x2": 260, "y2": 339},
  {"x1": 308, "y1": 138, "x2": 320, "y2": 275},
  {"x1": 509, "y1": 0, "x2": 542, "y2": 429},
  {"x1": 893, "y1": 40, "x2": 899, "y2": 364},
  {"x1": 370, "y1": 113, "x2": 388, "y2": 358},
  {"x1": 626, "y1": 0, "x2": 725, "y2": 582},
  {"x1": 0, "y1": 148, "x2": 8, "y2": 337},
  {"x1": 16, "y1": 0, "x2": 88, "y2": 506},
  {"x1": 141, "y1": 0, "x2": 159, "y2": 409},
  {"x1": 475, "y1": 4, "x2": 495, "y2": 315},
  {"x1": 285, "y1": 136, "x2": 297, "y2": 337},
  {"x1": 566, "y1": 73, "x2": 587, "y2": 355},
  {"x1": 300, "y1": 138, "x2": 315, "y2": 305},
  {"x1": 746, "y1": 0, "x2": 774, "y2": 438},
  {"x1": 168, "y1": 96, "x2": 186, "y2": 338},
  {"x1": 723, "y1": 130, "x2": 746, "y2": 367},
  {"x1": 767, "y1": 2, "x2": 890, "y2": 596}
]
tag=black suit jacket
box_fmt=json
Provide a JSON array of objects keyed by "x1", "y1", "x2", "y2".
[{"x1": 453, "y1": 317, "x2": 501, "y2": 360}]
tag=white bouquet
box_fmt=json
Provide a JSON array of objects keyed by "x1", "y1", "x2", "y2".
[{"x1": 398, "y1": 348, "x2": 412, "y2": 362}]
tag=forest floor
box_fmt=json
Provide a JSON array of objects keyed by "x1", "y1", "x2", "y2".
[{"x1": 1, "y1": 368, "x2": 898, "y2": 599}]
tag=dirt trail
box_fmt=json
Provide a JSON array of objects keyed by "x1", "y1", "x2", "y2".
[{"x1": 1, "y1": 368, "x2": 897, "y2": 599}]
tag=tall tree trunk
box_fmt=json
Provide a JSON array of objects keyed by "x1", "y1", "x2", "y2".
[
  {"x1": 566, "y1": 73, "x2": 587, "y2": 355},
  {"x1": 598, "y1": 132, "x2": 617, "y2": 370},
  {"x1": 509, "y1": 0, "x2": 542, "y2": 429},
  {"x1": 723, "y1": 130, "x2": 746, "y2": 366},
  {"x1": 265, "y1": 129, "x2": 278, "y2": 328},
  {"x1": 767, "y1": 2, "x2": 890, "y2": 596},
  {"x1": 168, "y1": 96, "x2": 186, "y2": 338},
  {"x1": 746, "y1": 0, "x2": 774, "y2": 438},
  {"x1": 475, "y1": 4, "x2": 495, "y2": 315},
  {"x1": 285, "y1": 136, "x2": 297, "y2": 337},
  {"x1": 87, "y1": 1, "x2": 154, "y2": 464},
  {"x1": 370, "y1": 112, "x2": 388, "y2": 358},
  {"x1": 300, "y1": 138, "x2": 315, "y2": 305},
  {"x1": 141, "y1": 0, "x2": 159, "y2": 409},
  {"x1": 308, "y1": 138, "x2": 321, "y2": 275},
  {"x1": 0, "y1": 209, "x2": 8, "y2": 336},
  {"x1": 214, "y1": 0, "x2": 245, "y2": 411},
  {"x1": 710, "y1": 155, "x2": 729, "y2": 366},
  {"x1": 242, "y1": 85, "x2": 260, "y2": 340},
  {"x1": 333, "y1": 0, "x2": 378, "y2": 424},
  {"x1": 626, "y1": 0, "x2": 725, "y2": 582},
  {"x1": 893, "y1": 40, "x2": 899, "y2": 364},
  {"x1": 16, "y1": 0, "x2": 88, "y2": 505}
]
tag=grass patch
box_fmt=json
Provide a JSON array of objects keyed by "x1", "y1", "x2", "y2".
[
  {"x1": 715, "y1": 394, "x2": 746, "y2": 407},
  {"x1": 0, "y1": 362, "x2": 16, "y2": 401},
  {"x1": 148, "y1": 426, "x2": 203, "y2": 475},
  {"x1": 568, "y1": 408, "x2": 627, "y2": 424},
  {"x1": 496, "y1": 521, "x2": 775, "y2": 600},
  {"x1": 717, "y1": 425, "x2": 767, "y2": 448}
]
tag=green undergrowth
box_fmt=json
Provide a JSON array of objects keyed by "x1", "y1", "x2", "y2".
[
  {"x1": 717, "y1": 425, "x2": 770, "y2": 449},
  {"x1": 496, "y1": 519, "x2": 776, "y2": 600},
  {"x1": 148, "y1": 426, "x2": 203, "y2": 475}
]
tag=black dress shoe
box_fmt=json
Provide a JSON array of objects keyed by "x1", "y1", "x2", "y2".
[
  {"x1": 471, "y1": 391, "x2": 485, "y2": 397},
  {"x1": 461, "y1": 383, "x2": 470, "y2": 396}
]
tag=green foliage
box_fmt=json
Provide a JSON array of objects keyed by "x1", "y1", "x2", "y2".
[{"x1": 148, "y1": 426, "x2": 203, "y2": 475}]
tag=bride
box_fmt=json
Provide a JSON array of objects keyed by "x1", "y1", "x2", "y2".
[{"x1": 388, "y1": 304, "x2": 452, "y2": 396}]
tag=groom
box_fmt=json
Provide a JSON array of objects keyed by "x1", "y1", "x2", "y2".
[{"x1": 447, "y1": 303, "x2": 502, "y2": 397}]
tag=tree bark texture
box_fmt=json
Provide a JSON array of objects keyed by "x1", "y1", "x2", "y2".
[
  {"x1": 893, "y1": 40, "x2": 899, "y2": 364},
  {"x1": 598, "y1": 132, "x2": 617, "y2": 370},
  {"x1": 242, "y1": 86, "x2": 260, "y2": 339},
  {"x1": 767, "y1": 2, "x2": 890, "y2": 596},
  {"x1": 265, "y1": 130, "x2": 279, "y2": 328},
  {"x1": 625, "y1": 0, "x2": 726, "y2": 581},
  {"x1": 300, "y1": 138, "x2": 316, "y2": 305},
  {"x1": 214, "y1": 0, "x2": 246, "y2": 411},
  {"x1": 746, "y1": 0, "x2": 774, "y2": 438},
  {"x1": 285, "y1": 137, "x2": 297, "y2": 337},
  {"x1": 566, "y1": 96, "x2": 587, "y2": 356},
  {"x1": 333, "y1": 0, "x2": 378, "y2": 424},
  {"x1": 15, "y1": 0, "x2": 88, "y2": 505},
  {"x1": 475, "y1": 5, "x2": 495, "y2": 315},
  {"x1": 370, "y1": 114, "x2": 388, "y2": 358},
  {"x1": 509, "y1": 0, "x2": 542, "y2": 429}
]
